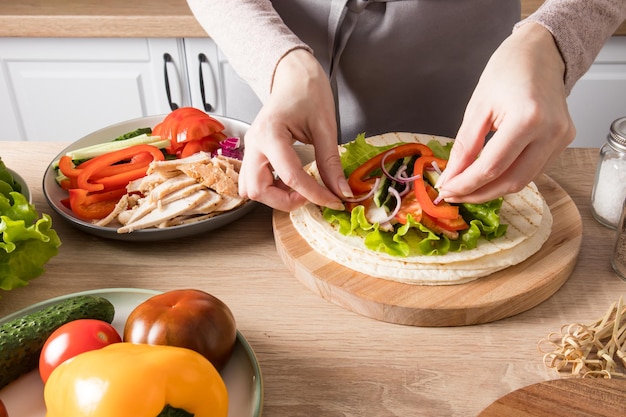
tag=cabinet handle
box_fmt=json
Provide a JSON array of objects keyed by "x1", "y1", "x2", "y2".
[
  {"x1": 198, "y1": 53, "x2": 214, "y2": 112},
  {"x1": 163, "y1": 53, "x2": 179, "y2": 111}
]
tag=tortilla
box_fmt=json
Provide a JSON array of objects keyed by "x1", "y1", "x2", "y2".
[{"x1": 289, "y1": 132, "x2": 553, "y2": 285}]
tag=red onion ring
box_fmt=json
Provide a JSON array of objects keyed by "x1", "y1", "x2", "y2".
[
  {"x1": 431, "y1": 160, "x2": 442, "y2": 175},
  {"x1": 377, "y1": 186, "x2": 403, "y2": 224},
  {"x1": 380, "y1": 150, "x2": 421, "y2": 183},
  {"x1": 342, "y1": 177, "x2": 381, "y2": 203}
]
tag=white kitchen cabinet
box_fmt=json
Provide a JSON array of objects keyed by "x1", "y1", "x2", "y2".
[
  {"x1": 184, "y1": 38, "x2": 262, "y2": 124},
  {"x1": 2, "y1": 35, "x2": 624, "y2": 146},
  {"x1": 567, "y1": 36, "x2": 626, "y2": 147},
  {"x1": 0, "y1": 38, "x2": 188, "y2": 142},
  {"x1": 0, "y1": 37, "x2": 262, "y2": 143}
]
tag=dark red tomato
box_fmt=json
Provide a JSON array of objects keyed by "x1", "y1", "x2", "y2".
[
  {"x1": 39, "y1": 319, "x2": 122, "y2": 383},
  {"x1": 0, "y1": 398, "x2": 7, "y2": 417},
  {"x1": 123, "y1": 289, "x2": 237, "y2": 370}
]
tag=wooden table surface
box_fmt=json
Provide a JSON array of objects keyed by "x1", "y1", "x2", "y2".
[
  {"x1": 1, "y1": 142, "x2": 625, "y2": 416},
  {"x1": 0, "y1": 0, "x2": 624, "y2": 38}
]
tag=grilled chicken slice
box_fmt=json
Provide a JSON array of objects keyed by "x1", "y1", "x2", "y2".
[
  {"x1": 118, "y1": 189, "x2": 212, "y2": 233},
  {"x1": 125, "y1": 182, "x2": 206, "y2": 224},
  {"x1": 146, "y1": 152, "x2": 212, "y2": 175}
]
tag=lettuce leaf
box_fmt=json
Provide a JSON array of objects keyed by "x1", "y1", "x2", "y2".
[
  {"x1": 340, "y1": 133, "x2": 396, "y2": 177},
  {"x1": 323, "y1": 204, "x2": 504, "y2": 257},
  {"x1": 0, "y1": 192, "x2": 61, "y2": 292}
]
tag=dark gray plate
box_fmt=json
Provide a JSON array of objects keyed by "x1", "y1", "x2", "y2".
[{"x1": 42, "y1": 114, "x2": 256, "y2": 241}]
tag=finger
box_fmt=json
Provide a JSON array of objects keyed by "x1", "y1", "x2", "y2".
[
  {"x1": 312, "y1": 138, "x2": 353, "y2": 200},
  {"x1": 442, "y1": 137, "x2": 553, "y2": 203},
  {"x1": 440, "y1": 119, "x2": 532, "y2": 198},
  {"x1": 239, "y1": 150, "x2": 310, "y2": 212},
  {"x1": 270, "y1": 149, "x2": 344, "y2": 210},
  {"x1": 440, "y1": 104, "x2": 493, "y2": 187}
]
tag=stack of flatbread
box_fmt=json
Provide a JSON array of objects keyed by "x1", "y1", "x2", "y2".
[{"x1": 290, "y1": 132, "x2": 553, "y2": 285}]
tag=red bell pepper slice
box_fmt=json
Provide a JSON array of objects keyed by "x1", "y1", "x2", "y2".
[
  {"x1": 93, "y1": 165, "x2": 154, "y2": 190},
  {"x1": 423, "y1": 182, "x2": 468, "y2": 231},
  {"x1": 412, "y1": 155, "x2": 460, "y2": 220},
  {"x1": 58, "y1": 155, "x2": 82, "y2": 178},
  {"x1": 76, "y1": 144, "x2": 164, "y2": 192},
  {"x1": 90, "y1": 152, "x2": 153, "y2": 179},
  {"x1": 68, "y1": 188, "x2": 127, "y2": 220},
  {"x1": 348, "y1": 143, "x2": 433, "y2": 194}
]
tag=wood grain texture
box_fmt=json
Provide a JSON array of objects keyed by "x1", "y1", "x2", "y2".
[
  {"x1": 0, "y1": 0, "x2": 623, "y2": 38},
  {"x1": 274, "y1": 175, "x2": 582, "y2": 326},
  {"x1": 0, "y1": 0, "x2": 207, "y2": 38},
  {"x1": 1, "y1": 142, "x2": 625, "y2": 417},
  {"x1": 478, "y1": 379, "x2": 626, "y2": 417}
]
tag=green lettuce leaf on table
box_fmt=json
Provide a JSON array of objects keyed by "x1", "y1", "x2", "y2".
[{"x1": 0, "y1": 189, "x2": 61, "y2": 293}]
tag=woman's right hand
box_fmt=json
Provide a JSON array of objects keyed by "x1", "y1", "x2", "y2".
[{"x1": 238, "y1": 49, "x2": 351, "y2": 212}]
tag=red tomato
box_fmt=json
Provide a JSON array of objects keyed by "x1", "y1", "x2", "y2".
[
  {"x1": 0, "y1": 398, "x2": 7, "y2": 417},
  {"x1": 153, "y1": 107, "x2": 225, "y2": 156},
  {"x1": 395, "y1": 193, "x2": 423, "y2": 225},
  {"x1": 39, "y1": 319, "x2": 122, "y2": 383}
]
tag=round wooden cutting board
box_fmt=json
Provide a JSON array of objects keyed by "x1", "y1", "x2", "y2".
[
  {"x1": 273, "y1": 174, "x2": 582, "y2": 326},
  {"x1": 478, "y1": 378, "x2": 626, "y2": 417}
]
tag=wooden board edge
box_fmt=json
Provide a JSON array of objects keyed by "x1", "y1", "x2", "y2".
[{"x1": 273, "y1": 174, "x2": 582, "y2": 326}]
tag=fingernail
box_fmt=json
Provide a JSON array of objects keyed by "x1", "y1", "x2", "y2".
[
  {"x1": 338, "y1": 180, "x2": 354, "y2": 199},
  {"x1": 434, "y1": 172, "x2": 447, "y2": 189},
  {"x1": 437, "y1": 190, "x2": 451, "y2": 201},
  {"x1": 326, "y1": 201, "x2": 345, "y2": 211}
]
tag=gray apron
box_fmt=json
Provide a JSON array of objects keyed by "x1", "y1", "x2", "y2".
[{"x1": 272, "y1": 0, "x2": 521, "y2": 143}]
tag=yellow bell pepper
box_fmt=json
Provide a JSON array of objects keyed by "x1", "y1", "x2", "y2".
[{"x1": 44, "y1": 342, "x2": 228, "y2": 417}]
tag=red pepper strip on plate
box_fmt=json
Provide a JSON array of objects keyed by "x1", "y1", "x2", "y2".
[
  {"x1": 348, "y1": 143, "x2": 433, "y2": 194},
  {"x1": 68, "y1": 188, "x2": 128, "y2": 220},
  {"x1": 412, "y1": 155, "x2": 460, "y2": 220},
  {"x1": 93, "y1": 165, "x2": 154, "y2": 190},
  {"x1": 90, "y1": 152, "x2": 153, "y2": 179},
  {"x1": 76, "y1": 144, "x2": 165, "y2": 192},
  {"x1": 58, "y1": 155, "x2": 84, "y2": 178}
]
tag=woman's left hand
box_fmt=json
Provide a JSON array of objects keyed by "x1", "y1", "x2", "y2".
[{"x1": 437, "y1": 22, "x2": 576, "y2": 203}]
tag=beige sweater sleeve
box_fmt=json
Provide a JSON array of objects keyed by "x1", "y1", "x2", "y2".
[
  {"x1": 186, "y1": 0, "x2": 312, "y2": 103},
  {"x1": 516, "y1": 0, "x2": 626, "y2": 94}
]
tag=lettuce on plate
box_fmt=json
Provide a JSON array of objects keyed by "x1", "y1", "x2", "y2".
[{"x1": 0, "y1": 191, "x2": 61, "y2": 293}]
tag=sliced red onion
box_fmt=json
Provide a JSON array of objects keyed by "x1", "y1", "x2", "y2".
[
  {"x1": 216, "y1": 147, "x2": 244, "y2": 160},
  {"x1": 397, "y1": 169, "x2": 421, "y2": 183},
  {"x1": 430, "y1": 160, "x2": 442, "y2": 175},
  {"x1": 380, "y1": 150, "x2": 421, "y2": 183},
  {"x1": 380, "y1": 149, "x2": 397, "y2": 179},
  {"x1": 377, "y1": 186, "x2": 402, "y2": 224},
  {"x1": 220, "y1": 137, "x2": 241, "y2": 149},
  {"x1": 342, "y1": 177, "x2": 381, "y2": 203},
  {"x1": 399, "y1": 181, "x2": 412, "y2": 197}
]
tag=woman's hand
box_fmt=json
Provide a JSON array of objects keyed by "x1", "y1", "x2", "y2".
[
  {"x1": 437, "y1": 23, "x2": 576, "y2": 203},
  {"x1": 238, "y1": 49, "x2": 351, "y2": 211}
]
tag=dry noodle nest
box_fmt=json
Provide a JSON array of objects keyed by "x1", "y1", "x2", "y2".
[{"x1": 538, "y1": 297, "x2": 626, "y2": 379}]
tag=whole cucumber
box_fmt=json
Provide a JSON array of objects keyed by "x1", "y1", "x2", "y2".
[{"x1": 0, "y1": 295, "x2": 115, "y2": 389}]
